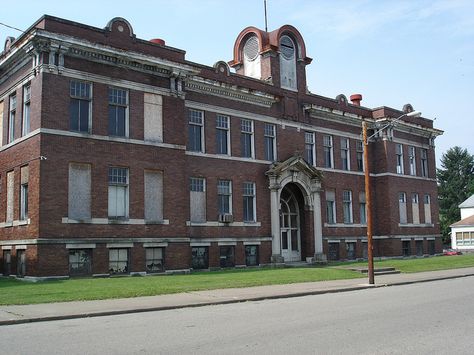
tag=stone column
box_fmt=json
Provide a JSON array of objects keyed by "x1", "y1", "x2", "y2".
[
  {"x1": 311, "y1": 180, "x2": 326, "y2": 262},
  {"x1": 269, "y1": 177, "x2": 283, "y2": 263}
]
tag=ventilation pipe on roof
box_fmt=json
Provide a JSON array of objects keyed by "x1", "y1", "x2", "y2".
[
  {"x1": 150, "y1": 38, "x2": 165, "y2": 46},
  {"x1": 350, "y1": 94, "x2": 362, "y2": 106}
]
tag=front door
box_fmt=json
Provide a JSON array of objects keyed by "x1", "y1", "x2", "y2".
[{"x1": 280, "y1": 188, "x2": 301, "y2": 262}]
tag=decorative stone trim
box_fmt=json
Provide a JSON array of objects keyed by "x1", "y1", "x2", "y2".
[
  {"x1": 62, "y1": 217, "x2": 170, "y2": 225},
  {"x1": 186, "y1": 221, "x2": 261, "y2": 227}
]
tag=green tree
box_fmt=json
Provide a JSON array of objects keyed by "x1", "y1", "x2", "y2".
[{"x1": 437, "y1": 146, "x2": 474, "y2": 242}]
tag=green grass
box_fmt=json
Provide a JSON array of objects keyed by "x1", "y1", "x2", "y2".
[
  {"x1": 331, "y1": 254, "x2": 474, "y2": 273},
  {"x1": 0, "y1": 267, "x2": 361, "y2": 306}
]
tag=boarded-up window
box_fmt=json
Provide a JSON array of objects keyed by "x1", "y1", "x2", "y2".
[
  {"x1": 424, "y1": 194, "x2": 432, "y2": 224},
  {"x1": 144, "y1": 93, "x2": 163, "y2": 142},
  {"x1": 399, "y1": 192, "x2": 407, "y2": 224},
  {"x1": 0, "y1": 100, "x2": 3, "y2": 146},
  {"x1": 190, "y1": 177, "x2": 206, "y2": 222},
  {"x1": 412, "y1": 193, "x2": 419, "y2": 224},
  {"x1": 6, "y1": 171, "x2": 14, "y2": 222},
  {"x1": 144, "y1": 170, "x2": 163, "y2": 221},
  {"x1": 68, "y1": 163, "x2": 91, "y2": 220},
  {"x1": 20, "y1": 166, "x2": 29, "y2": 220}
]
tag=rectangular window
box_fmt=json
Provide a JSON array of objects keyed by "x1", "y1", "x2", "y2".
[
  {"x1": 108, "y1": 87, "x2": 128, "y2": 137},
  {"x1": 341, "y1": 138, "x2": 350, "y2": 170},
  {"x1": 191, "y1": 246, "x2": 208, "y2": 269},
  {"x1": 396, "y1": 144, "x2": 404, "y2": 174},
  {"x1": 17, "y1": 250, "x2": 25, "y2": 277},
  {"x1": 22, "y1": 85, "x2": 31, "y2": 136},
  {"x1": 109, "y1": 248, "x2": 128, "y2": 274},
  {"x1": 264, "y1": 123, "x2": 276, "y2": 161},
  {"x1": 240, "y1": 119, "x2": 254, "y2": 158},
  {"x1": 428, "y1": 240, "x2": 435, "y2": 255},
  {"x1": 144, "y1": 170, "x2": 163, "y2": 222},
  {"x1": 356, "y1": 140, "x2": 364, "y2": 172},
  {"x1": 402, "y1": 241, "x2": 411, "y2": 257},
  {"x1": 69, "y1": 81, "x2": 91, "y2": 133},
  {"x1": 328, "y1": 243, "x2": 340, "y2": 261},
  {"x1": 416, "y1": 240, "x2": 423, "y2": 256},
  {"x1": 218, "y1": 180, "x2": 232, "y2": 215},
  {"x1": 8, "y1": 94, "x2": 16, "y2": 143},
  {"x1": 69, "y1": 249, "x2": 91, "y2": 276},
  {"x1": 144, "y1": 93, "x2": 163, "y2": 142},
  {"x1": 420, "y1": 149, "x2": 428, "y2": 177},
  {"x1": 245, "y1": 245, "x2": 259, "y2": 266},
  {"x1": 412, "y1": 193, "x2": 420, "y2": 224},
  {"x1": 6, "y1": 171, "x2": 14, "y2": 223},
  {"x1": 190, "y1": 177, "x2": 206, "y2": 222},
  {"x1": 346, "y1": 242, "x2": 356, "y2": 260},
  {"x1": 343, "y1": 190, "x2": 353, "y2": 224},
  {"x1": 0, "y1": 100, "x2": 4, "y2": 146},
  {"x1": 408, "y1": 146, "x2": 416, "y2": 175},
  {"x1": 146, "y1": 247, "x2": 164, "y2": 273},
  {"x1": 323, "y1": 135, "x2": 333, "y2": 168},
  {"x1": 20, "y1": 166, "x2": 29, "y2": 221},
  {"x1": 68, "y1": 163, "x2": 92, "y2": 220},
  {"x1": 216, "y1": 115, "x2": 230, "y2": 155},
  {"x1": 399, "y1": 192, "x2": 407, "y2": 224},
  {"x1": 219, "y1": 246, "x2": 235, "y2": 267},
  {"x1": 326, "y1": 189, "x2": 336, "y2": 224},
  {"x1": 188, "y1": 109, "x2": 204, "y2": 152},
  {"x1": 243, "y1": 182, "x2": 256, "y2": 222},
  {"x1": 359, "y1": 192, "x2": 367, "y2": 224},
  {"x1": 304, "y1": 132, "x2": 315, "y2": 166},
  {"x1": 424, "y1": 194, "x2": 432, "y2": 224},
  {"x1": 108, "y1": 167, "x2": 129, "y2": 219},
  {"x1": 3, "y1": 250, "x2": 11, "y2": 276}
]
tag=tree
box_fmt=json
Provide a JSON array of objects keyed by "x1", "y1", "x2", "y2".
[{"x1": 437, "y1": 146, "x2": 474, "y2": 243}]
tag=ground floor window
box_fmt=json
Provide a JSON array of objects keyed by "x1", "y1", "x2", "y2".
[
  {"x1": 220, "y1": 246, "x2": 235, "y2": 268},
  {"x1": 16, "y1": 250, "x2": 26, "y2": 277},
  {"x1": 428, "y1": 240, "x2": 435, "y2": 255},
  {"x1": 3, "y1": 250, "x2": 11, "y2": 275},
  {"x1": 69, "y1": 249, "x2": 92, "y2": 276},
  {"x1": 328, "y1": 243, "x2": 339, "y2": 261},
  {"x1": 245, "y1": 245, "x2": 259, "y2": 266},
  {"x1": 362, "y1": 242, "x2": 368, "y2": 259},
  {"x1": 191, "y1": 247, "x2": 208, "y2": 270},
  {"x1": 416, "y1": 240, "x2": 423, "y2": 256},
  {"x1": 402, "y1": 241, "x2": 411, "y2": 257},
  {"x1": 146, "y1": 248, "x2": 164, "y2": 273},
  {"x1": 346, "y1": 242, "x2": 356, "y2": 260},
  {"x1": 109, "y1": 248, "x2": 129, "y2": 274}
]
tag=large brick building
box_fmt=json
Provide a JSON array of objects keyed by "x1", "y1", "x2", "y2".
[{"x1": 0, "y1": 16, "x2": 442, "y2": 278}]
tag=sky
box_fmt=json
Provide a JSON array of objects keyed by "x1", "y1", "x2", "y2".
[{"x1": 1, "y1": 0, "x2": 473, "y2": 167}]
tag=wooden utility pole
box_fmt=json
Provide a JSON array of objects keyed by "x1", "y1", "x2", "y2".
[{"x1": 362, "y1": 121, "x2": 375, "y2": 284}]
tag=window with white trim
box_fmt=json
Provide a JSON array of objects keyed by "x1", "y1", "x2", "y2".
[
  {"x1": 241, "y1": 119, "x2": 254, "y2": 158},
  {"x1": 424, "y1": 194, "x2": 432, "y2": 224},
  {"x1": 243, "y1": 182, "x2": 256, "y2": 222},
  {"x1": 70, "y1": 81, "x2": 91, "y2": 133},
  {"x1": 190, "y1": 177, "x2": 206, "y2": 223},
  {"x1": 264, "y1": 123, "x2": 276, "y2": 161},
  {"x1": 323, "y1": 135, "x2": 334, "y2": 168},
  {"x1": 20, "y1": 166, "x2": 29, "y2": 221},
  {"x1": 399, "y1": 192, "x2": 407, "y2": 224},
  {"x1": 188, "y1": 109, "x2": 204, "y2": 152},
  {"x1": 305, "y1": 132, "x2": 315, "y2": 166},
  {"x1": 146, "y1": 247, "x2": 164, "y2": 273},
  {"x1": 359, "y1": 191, "x2": 367, "y2": 224},
  {"x1": 396, "y1": 144, "x2": 404, "y2": 174},
  {"x1": 343, "y1": 190, "x2": 353, "y2": 224},
  {"x1": 218, "y1": 180, "x2": 232, "y2": 214},
  {"x1": 69, "y1": 163, "x2": 91, "y2": 220},
  {"x1": 108, "y1": 87, "x2": 128, "y2": 137},
  {"x1": 216, "y1": 115, "x2": 230, "y2": 155},
  {"x1": 109, "y1": 248, "x2": 128, "y2": 274},
  {"x1": 412, "y1": 193, "x2": 420, "y2": 224},
  {"x1": 326, "y1": 189, "x2": 336, "y2": 224},
  {"x1": 22, "y1": 85, "x2": 31, "y2": 136},
  {"x1": 108, "y1": 167, "x2": 129, "y2": 219},
  {"x1": 8, "y1": 94, "x2": 16, "y2": 143},
  {"x1": 421, "y1": 149, "x2": 428, "y2": 177},
  {"x1": 341, "y1": 138, "x2": 350, "y2": 170},
  {"x1": 356, "y1": 140, "x2": 364, "y2": 172},
  {"x1": 408, "y1": 146, "x2": 416, "y2": 175}
]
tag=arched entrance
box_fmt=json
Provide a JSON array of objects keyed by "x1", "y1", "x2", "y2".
[{"x1": 280, "y1": 185, "x2": 302, "y2": 261}]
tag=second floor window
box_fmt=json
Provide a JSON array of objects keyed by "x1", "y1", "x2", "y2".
[
  {"x1": 218, "y1": 180, "x2": 232, "y2": 215},
  {"x1": 108, "y1": 88, "x2": 128, "y2": 137},
  {"x1": 343, "y1": 190, "x2": 353, "y2": 224},
  {"x1": 241, "y1": 119, "x2": 254, "y2": 158},
  {"x1": 216, "y1": 115, "x2": 230, "y2": 155},
  {"x1": 108, "y1": 167, "x2": 129, "y2": 219},
  {"x1": 323, "y1": 135, "x2": 333, "y2": 168},
  {"x1": 341, "y1": 138, "x2": 350, "y2": 170},
  {"x1": 396, "y1": 144, "x2": 404, "y2": 174},
  {"x1": 305, "y1": 132, "x2": 315, "y2": 166},
  {"x1": 8, "y1": 94, "x2": 16, "y2": 143},
  {"x1": 22, "y1": 85, "x2": 31, "y2": 136},
  {"x1": 408, "y1": 146, "x2": 416, "y2": 175},
  {"x1": 421, "y1": 149, "x2": 428, "y2": 177},
  {"x1": 188, "y1": 110, "x2": 204, "y2": 152},
  {"x1": 356, "y1": 140, "x2": 364, "y2": 172},
  {"x1": 70, "y1": 81, "x2": 91, "y2": 133},
  {"x1": 264, "y1": 123, "x2": 276, "y2": 161},
  {"x1": 326, "y1": 190, "x2": 336, "y2": 224}
]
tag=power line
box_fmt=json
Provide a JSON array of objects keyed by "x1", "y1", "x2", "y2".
[{"x1": 0, "y1": 21, "x2": 25, "y2": 34}]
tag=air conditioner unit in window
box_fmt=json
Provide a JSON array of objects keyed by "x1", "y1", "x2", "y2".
[{"x1": 218, "y1": 214, "x2": 234, "y2": 223}]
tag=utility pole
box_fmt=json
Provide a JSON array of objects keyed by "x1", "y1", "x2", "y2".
[
  {"x1": 362, "y1": 120, "x2": 375, "y2": 284},
  {"x1": 264, "y1": 0, "x2": 268, "y2": 32}
]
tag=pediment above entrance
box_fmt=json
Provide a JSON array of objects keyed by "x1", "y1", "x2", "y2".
[{"x1": 266, "y1": 155, "x2": 322, "y2": 182}]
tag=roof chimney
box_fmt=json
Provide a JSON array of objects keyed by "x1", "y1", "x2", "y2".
[
  {"x1": 150, "y1": 38, "x2": 166, "y2": 46},
  {"x1": 350, "y1": 94, "x2": 362, "y2": 106}
]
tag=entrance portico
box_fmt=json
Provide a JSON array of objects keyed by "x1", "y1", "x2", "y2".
[{"x1": 266, "y1": 156, "x2": 326, "y2": 263}]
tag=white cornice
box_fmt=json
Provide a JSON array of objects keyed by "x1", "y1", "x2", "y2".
[{"x1": 303, "y1": 103, "x2": 367, "y2": 128}]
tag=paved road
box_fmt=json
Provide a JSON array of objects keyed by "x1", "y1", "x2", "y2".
[{"x1": 2, "y1": 277, "x2": 473, "y2": 354}]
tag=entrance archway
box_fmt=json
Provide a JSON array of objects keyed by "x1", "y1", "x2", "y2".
[{"x1": 280, "y1": 185, "x2": 302, "y2": 261}]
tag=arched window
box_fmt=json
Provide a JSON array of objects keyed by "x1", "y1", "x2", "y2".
[
  {"x1": 279, "y1": 35, "x2": 297, "y2": 90},
  {"x1": 243, "y1": 35, "x2": 261, "y2": 79}
]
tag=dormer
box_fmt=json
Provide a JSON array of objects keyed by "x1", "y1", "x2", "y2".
[{"x1": 229, "y1": 25, "x2": 312, "y2": 92}]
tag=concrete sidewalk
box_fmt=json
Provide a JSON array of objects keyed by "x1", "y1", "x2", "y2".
[{"x1": 1, "y1": 267, "x2": 474, "y2": 326}]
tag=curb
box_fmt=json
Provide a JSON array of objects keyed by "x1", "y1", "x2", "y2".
[{"x1": 1, "y1": 273, "x2": 473, "y2": 326}]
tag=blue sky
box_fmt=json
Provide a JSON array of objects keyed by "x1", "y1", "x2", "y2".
[{"x1": 1, "y1": 0, "x2": 473, "y2": 166}]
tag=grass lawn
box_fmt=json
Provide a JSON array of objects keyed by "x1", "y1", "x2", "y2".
[
  {"x1": 330, "y1": 253, "x2": 474, "y2": 273},
  {"x1": 0, "y1": 267, "x2": 361, "y2": 306}
]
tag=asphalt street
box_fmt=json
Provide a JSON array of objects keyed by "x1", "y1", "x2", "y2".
[{"x1": 1, "y1": 276, "x2": 473, "y2": 354}]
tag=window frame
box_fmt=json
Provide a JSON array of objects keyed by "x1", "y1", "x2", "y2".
[
  {"x1": 243, "y1": 182, "x2": 256, "y2": 222},
  {"x1": 216, "y1": 114, "x2": 230, "y2": 155},
  {"x1": 22, "y1": 84, "x2": 31, "y2": 136},
  {"x1": 217, "y1": 180, "x2": 232, "y2": 215},
  {"x1": 304, "y1": 131, "x2": 315, "y2": 166},
  {"x1": 108, "y1": 167, "x2": 129, "y2": 219},
  {"x1": 340, "y1": 137, "x2": 350, "y2": 170},
  {"x1": 408, "y1": 146, "x2": 416, "y2": 176},
  {"x1": 69, "y1": 80, "x2": 92, "y2": 133},
  {"x1": 145, "y1": 247, "x2": 164, "y2": 273},
  {"x1": 396, "y1": 144, "x2": 404, "y2": 174},
  {"x1": 264, "y1": 123, "x2": 276, "y2": 161},
  {"x1": 188, "y1": 109, "x2": 204, "y2": 152},
  {"x1": 326, "y1": 190, "x2": 336, "y2": 224},
  {"x1": 189, "y1": 177, "x2": 206, "y2": 223},
  {"x1": 342, "y1": 190, "x2": 353, "y2": 224},
  {"x1": 240, "y1": 119, "x2": 254, "y2": 158},
  {"x1": 108, "y1": 248, "x2": 129, "y2": 274},
  {"x1": 420, "y1": 149, "x2": 428, "y2": 177},
  {"x1": 108, "y1": 87, "x2": 129, "y2": 137},
  {"x1": 191, "y1": 246, "x2": 209, "y2": 270},
  {"x1": 323, "y1": 135, "x2": 334, "y2": 168},
  {"x1": 8, "y1": 94, "x2": 16, "y2": 143},
  {"x1": 245, "y1": 245, "x2": 259, "y2": 266},
  {"x1": 20, "y1": 182, "x2": 28, "y2": 221},
  {"x1": 356, "y1": 140, "x2": 364, "y2": 172}
]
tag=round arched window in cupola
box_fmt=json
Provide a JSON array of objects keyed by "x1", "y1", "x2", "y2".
[
  {"x1": 243, "y1": 35, "x2": 259, "y2": 61},
  {"x1": 280, "y1": 35, "x2": 295, "y2": 60}
]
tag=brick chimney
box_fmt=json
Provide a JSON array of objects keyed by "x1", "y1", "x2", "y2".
[{"x1": 350, "y1": 94, "x2": 362, "y2": 106}]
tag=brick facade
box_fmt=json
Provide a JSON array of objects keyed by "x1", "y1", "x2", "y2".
[{"x1": 0, "y1": 16, "x2": 442, "y2": 277}]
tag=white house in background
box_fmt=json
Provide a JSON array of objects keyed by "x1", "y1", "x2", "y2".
[{"x1": 451, "y1": 194, "x2": 474, "y2": 250}]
